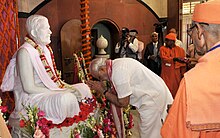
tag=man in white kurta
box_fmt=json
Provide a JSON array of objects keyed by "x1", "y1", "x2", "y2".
[{"x1": 88, "y1": 58, "x2": 173, "y2": 138}]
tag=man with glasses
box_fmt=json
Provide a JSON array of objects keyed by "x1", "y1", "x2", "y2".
[
  {"x1": 186, "y1": 26, "x2": 203, "y2": 70},
  {"x1": 161, "y1": 1, "x2": 220, "y2": 137}
]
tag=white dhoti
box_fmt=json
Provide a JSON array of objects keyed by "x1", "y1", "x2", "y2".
[{"x1": 138, "y1": 105, "x2": 162, "y2": 138}]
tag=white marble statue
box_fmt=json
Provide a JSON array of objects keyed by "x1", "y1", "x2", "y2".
[{"x1": 1, "y1": 15, "x2": 92, "y2": 127}]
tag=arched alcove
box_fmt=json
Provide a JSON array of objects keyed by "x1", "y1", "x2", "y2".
[{"x1": 91, "y1": 19, "x2": 120, "y2": 59}]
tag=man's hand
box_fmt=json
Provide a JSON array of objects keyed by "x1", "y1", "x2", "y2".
[
  {"x1": 173, "y1": 57, "x2": 179, "y2": 62},
  {"x1": 173, "y1": 57, "x2": 189, "y2": 63},
  {"x1": 149, "y1": 55, "x2": 156, "y2": 60},
  {"x1": 86, "y1": 80, "x2": 106, "y2": 97}
]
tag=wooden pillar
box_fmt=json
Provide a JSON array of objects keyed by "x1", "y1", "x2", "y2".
[{"x1": 167, "y1": 0, "x2": 182, "y2": 38}]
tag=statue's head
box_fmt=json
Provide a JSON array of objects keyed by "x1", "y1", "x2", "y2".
[{"x1": 26, "y1": 15, "x2": 52, "y2": 45}]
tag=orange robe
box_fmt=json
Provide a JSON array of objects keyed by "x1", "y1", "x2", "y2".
[
  {"x1": 161, "y1": 47, "x2": 220, "y2": 138},
  {"x1": 0, "y1": 114, "x2": 11, "y2": 138},
  {"x1": 160, "y1": 45, "x2": 186, "y2": 98}
]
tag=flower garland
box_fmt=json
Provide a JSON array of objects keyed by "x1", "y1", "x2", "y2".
[
  {"x1": 47, "y1": 97, "x2": 97, "y2": 129},
  {"x1": 19, "y1": 95, "x2": 120, "y2": 138},
  {"x1": 25, "y1": 37, "x2": 80, "y2": 93},
  {"x1": 73, "y1": 52, "x2": 90, "y2": 83},
  {"x1": 73, "y1": 53, "x2": 86, "y2": 83},
  {"x1": 80, "y1": 0, "x2": 92, "y2": 75},
  {"x1": 25, "y1": 36, "x2": 65, "y2": 88},
  {"x1": 0, "y1": 98, "x2": 8, "y2": 121},
  {"x1": 123, "y1": 105, "x2": 134, "y2": 136},
  {"x1": 19, "y1": 97, "x2": 98, "y2": 138},
  {"x1": 80, "y1": 52, "x2": 90, "y2": 80},
  {"x1": 70, "y1": 96, "x2": 117, "y2": 138}
]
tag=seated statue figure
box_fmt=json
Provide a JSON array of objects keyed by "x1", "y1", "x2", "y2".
[{"x1": 1, "y1": 15, "x2": 92, "y2": 125}]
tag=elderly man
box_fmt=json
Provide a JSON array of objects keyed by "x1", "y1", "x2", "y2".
[
  {"x1": 160, "y1": 33, "x2": 186, "y2": 98},
  {"x1": 1, "y1": 15, "x2": 92, "y2": 126},
  {"x1": 87, "y1": 58, "x2": 173, "y2": 138},
  {"x1": 144, "y1": 32, "x2": 162, "y2": 76},
  {"x1": 161, "y1": 1, "x2": 220, "y2": 137}
]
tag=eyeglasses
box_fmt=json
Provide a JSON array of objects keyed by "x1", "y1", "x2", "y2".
[
  {"x1": 187, "y1": 23, "x2": 196, "y2": 37},
  {"x1": 187, "y1": 22, "x2": 209, "y2": 37}
]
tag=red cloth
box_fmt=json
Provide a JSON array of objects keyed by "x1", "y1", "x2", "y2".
[
  {"x1": 106, "y1": 60, "x2": 125, "y2": 138},
  {"x1": 0, "y1": 0, "x2": 19, "y2": 115},
  {"x1": 160, "y1": 45, "x2": 186, "y2": 98},
  {"x1": 73, "y1": 63, "x2": 79, "y2": 84}
]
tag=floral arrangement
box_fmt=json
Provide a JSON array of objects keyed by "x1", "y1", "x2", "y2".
[
  {"x1": 19, "y1": 94, "x2": 133, "y2": 138},
  {"x1": 123, "y1": 105, "x2": 134, "y2": 136},
  {"x1": 69, "y1": 80, "x2": 134, "y2": 138},
  {"x1": 19, "y1": 105, "x2": 49, "y2": 138},
  {"x1": 105, "y1": 81, "x2": 134, "y2": 136},
  {"x1": 19, "y1": 97, "x2": 97, "y2": 138},
  {"x1": 70, "y1": 96, "x2": 117, "y2": 138},
  {"x1": 0, "y1": 97, "x2": 8, "y2": 121}
]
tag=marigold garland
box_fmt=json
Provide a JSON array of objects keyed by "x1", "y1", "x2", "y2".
[
  {"x1": 80, "y1": 0, "x2": 92, "y2": 74},
  {"x1": 25, "y1": 36, "x2": 79, "y2": 92},
  {"x1": 25, "y1": 37, "x2": 65, "y2": 88}
]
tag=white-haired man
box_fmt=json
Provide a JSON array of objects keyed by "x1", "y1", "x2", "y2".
[
  {"x1": 144, "y1": 32, "x2": 162, "y2": 75},
  {"x1": 87, "y1": 58, "x2": 173, "y2": 138}
]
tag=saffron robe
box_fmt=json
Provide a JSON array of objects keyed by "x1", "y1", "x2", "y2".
[
  {"x1": 161, "y1": 46, "x2": 220, "y2": 138},
  {"x1": 0, "y1": 114, "x2": 11, "y2": 138},
  {"x1": 160, "y1": 45, "x2": 186, "y2": 98}
]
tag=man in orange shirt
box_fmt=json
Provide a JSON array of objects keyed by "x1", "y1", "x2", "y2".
[
  {"x1": 161, "y1": 1, "x2": 220, "y2": 137},
  {"x1": 160, "y1": 33, "x2": 186, "y2": 98}
]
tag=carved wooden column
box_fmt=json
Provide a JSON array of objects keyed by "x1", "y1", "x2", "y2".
[{"x1": 167, "y1": 0, "x2": 183, "y2": 38}]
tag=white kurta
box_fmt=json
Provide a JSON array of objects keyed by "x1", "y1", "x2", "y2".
[{"x1": 111, "y1": 58, "x2": 173, "y2": 138}]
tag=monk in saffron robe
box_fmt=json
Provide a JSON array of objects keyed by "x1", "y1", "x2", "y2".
[
  {"x1": 160, "y1": 33, "x2": 186, "y2": 98},
  {"x1": 161, "y1": 1, "x2": 220, "y2": 137}
]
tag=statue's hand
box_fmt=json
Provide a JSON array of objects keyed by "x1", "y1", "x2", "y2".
[
  {"x1": 72, "y1": 90, "x2": 82, "y2": 101},
  {"x1": 64, "y1": 88, "x2": 82, "y2": 101}
]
